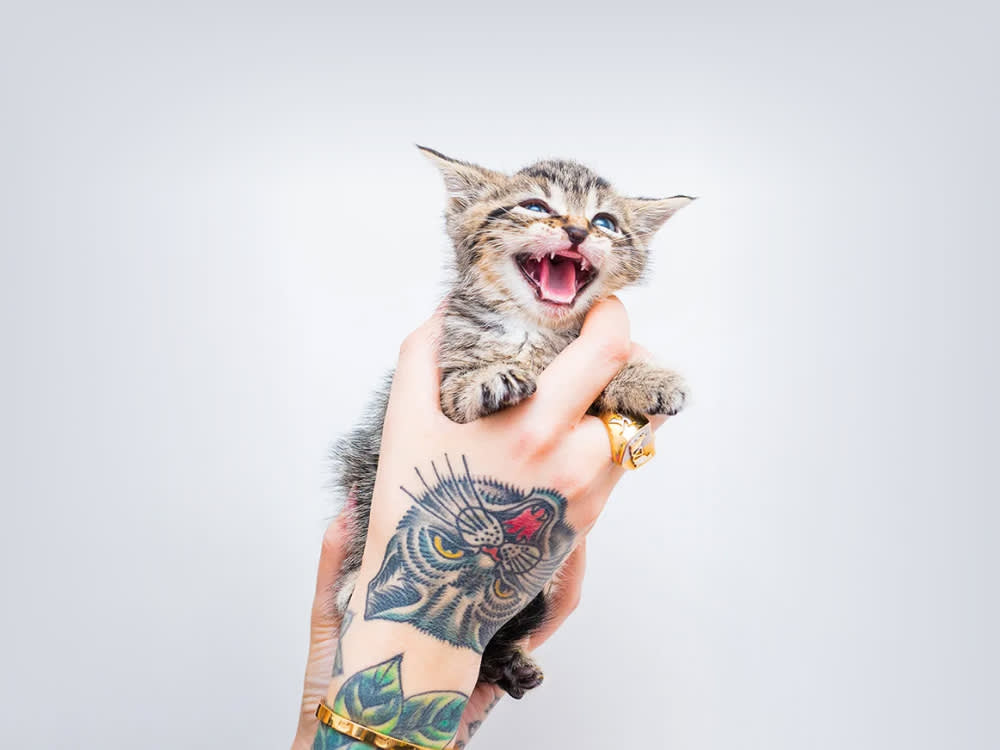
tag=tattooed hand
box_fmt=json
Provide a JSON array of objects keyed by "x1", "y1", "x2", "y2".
[
  {"x1": 291, "y1": 509, "x2": 588, "y2": 750},
  {"x1": 302, "y1": 297, "x2": 668, "y2": 748},
  {"x1": 365, "y1": 455, "x2": 575, "y2": 652}
]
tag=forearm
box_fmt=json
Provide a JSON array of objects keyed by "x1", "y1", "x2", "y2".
[{"x1": 294, "y1": 299, "x2": 658, "y2": 750}]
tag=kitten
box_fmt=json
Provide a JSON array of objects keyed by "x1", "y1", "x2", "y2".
[{"x1": 333, "y1": 147, "x2": 692, "y2": 698}]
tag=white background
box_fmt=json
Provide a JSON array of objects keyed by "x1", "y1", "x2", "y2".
[{"x1": 1, "y1": 2, "x2": 997, "y2": 748}]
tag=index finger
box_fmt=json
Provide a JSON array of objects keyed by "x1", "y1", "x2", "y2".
[
  {"x1": 529, "y1": 296, "x2": 631, "y2": 430},
  {"x1": 386, "y1": 301, "x2": 448, "y2": 420}
]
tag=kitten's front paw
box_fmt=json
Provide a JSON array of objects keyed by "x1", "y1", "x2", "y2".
[
  {"x1": 445, "y1": 366, "x2": 537, "y2": 422},
  {"x1": 647, "y1": 369, "x2": 688, "y2": 416},
  {"x1": 477, "y1": 366, "x2": 537, "y2": 415},
  {"x1": 596, "y1": 362, "x2": 689, "y2": 417}
]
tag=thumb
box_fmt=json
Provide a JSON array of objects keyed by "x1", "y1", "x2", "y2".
[
  {"x1": 295, "y1": 509, "x2": 352, "y2": 745},
  {"x1": 386, "y1": 302, "x2": 447, "y2": 420}
]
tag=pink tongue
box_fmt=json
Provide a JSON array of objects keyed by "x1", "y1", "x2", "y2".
[{"x1": 538, "y1": 256, "x2": 578, "y2": 303}]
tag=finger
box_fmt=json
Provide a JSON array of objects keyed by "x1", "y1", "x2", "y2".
[
  {"x1": 450, "y1": 682, "x2": 504, "y2": 750},
  {"x1": 529, "y1": 296, "x2": 631, "y2": 430},
  {"x1": 572, "y1": 469, "x2": 626, "y2": 537},
  {"x1": 565, "y1": 415, "x2": 672, "y2": 530},
  {"x1": 630, "y1": 341, "x2": 653, "y2": 361},
  {"x1": 311, "y1": 511, "x2": 351, "y2": 625},
  {"x1": 296, "y1": 511, "x2": 352, "y2": 742},
  {"x1": 386, "y1": 301, "x2": 447, "y2": 420},
  {"x1": 565, "y1": 410, "x2": 669, "y2": 487},
  {"x1": 563, "y1": 415, "x2": 621, "y2": 472},
  {"x1": 529, "y1": 540, "x2": 587, "y2": 650}
]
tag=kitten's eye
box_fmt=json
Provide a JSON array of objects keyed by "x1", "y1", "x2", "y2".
[
  {"x1": 520, "y1": 200, "x2": 551, "y2": 214},
  {"x1": 493, "y1": 579, "x2": 516, "y2": 599},
  {"x1": 433, "y1": 534, "x2": 466, "y2": 559},
  {"x1": 592, "y1": 214, "x2": 618, "y2": 232}
]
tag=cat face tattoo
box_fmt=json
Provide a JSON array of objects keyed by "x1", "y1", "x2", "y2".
[{"x1": 365, "y1": 455, "x2": 575, "y2": 652}]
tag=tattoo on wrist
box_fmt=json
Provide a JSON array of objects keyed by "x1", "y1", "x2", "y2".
[
  {"x1": 452, "y1": 691, "x2": 502, "y2": 749},
  {"x1": 332, "y1": 610, "x2": 354, "y2": 677},
  {"x1": 313, "y1": 654, "x2": 468, "y2": 750},
  {"x1": 365, "y1": 455, "x2": 574, "y2": 652},
  {"x1": 465, "y1": 720, "x2": 482, "y2": 741}
]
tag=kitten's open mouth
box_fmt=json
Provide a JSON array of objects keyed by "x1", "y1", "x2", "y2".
[{"x1": 515, "y1": 249, "x2": 597, "y2": 306}]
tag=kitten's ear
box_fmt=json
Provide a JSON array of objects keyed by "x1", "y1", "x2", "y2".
[
  {"x1": 418, "y1": 145, "x2": 506, "y2": 206},
  {"x1": 628, "y1": 195, "x2": 696, "y2": 237}
]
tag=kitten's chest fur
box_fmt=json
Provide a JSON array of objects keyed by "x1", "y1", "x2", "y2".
[
  {"x1": 441, "y1": 304, "x2": 575, "y2": 371},
  {"x1": 438, "y1": 298, "x2": 579, "y2": 423}
]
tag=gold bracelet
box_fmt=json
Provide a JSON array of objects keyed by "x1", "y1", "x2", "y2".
[{"x1": 315, "y1": 702, "x2": 434, "y2": 750}]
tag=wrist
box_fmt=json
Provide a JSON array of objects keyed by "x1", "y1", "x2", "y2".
[
  {"x1": 326, "y1": 611, "x2": 481, "y2": 705},
  {"x1": 318, "y1": 614, "x2": 478, "y2": 750}
]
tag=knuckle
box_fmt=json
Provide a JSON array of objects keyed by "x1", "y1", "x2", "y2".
[
  {"x1": 597, "y1": 336, "x2": 631, "y2": 370},
  {"x1": 397, "y1": 331, "x2": 420, "y2": 361},
  {"x1": 514, "y1": 424, "x2": 557, "y2": 457},
  {"x1": 551, "y1": 468, "x2": 586, "y2": 499}
]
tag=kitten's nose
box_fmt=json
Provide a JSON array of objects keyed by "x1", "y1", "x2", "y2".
[{"x1": 564, "y1": 225, "x2": 588, "y2": 245}]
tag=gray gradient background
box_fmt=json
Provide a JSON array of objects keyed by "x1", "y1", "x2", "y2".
[{"x1": 1, "y1": 2, "x2": 997, "y2": 748}]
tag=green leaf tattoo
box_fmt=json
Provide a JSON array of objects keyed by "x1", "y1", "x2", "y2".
[
  {"x1": 395, "y1": 692, "x2": 467, "y2": 746},
  {"x1": 333, "y1": 656, "x2": 404, "y2": 733},
  {"x1": 312, "y1": 724, "x2": 368, "y2": 750},
  {"x1": 317, "y1": 654, "x2": 468, "y2": 750}
]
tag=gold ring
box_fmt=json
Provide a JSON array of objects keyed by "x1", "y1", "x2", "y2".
[{"x1": 600, "y1": 412, "x2": 655, "y2": 470}]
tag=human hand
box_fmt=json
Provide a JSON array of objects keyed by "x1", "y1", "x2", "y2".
[
  {"x1": 291, "y1": 512, "x2": 589, "y2": 750},
  {"x1": 309, "y1": 296, "x2": 669, "y2": 748}
]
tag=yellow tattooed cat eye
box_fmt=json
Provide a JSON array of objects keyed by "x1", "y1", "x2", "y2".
[
  {"x1": 493, "y1": 579, "x2": 516, "y2": 599},
  {"x1": 433, "y1": 534, "x2": 465, "y2": 559}
]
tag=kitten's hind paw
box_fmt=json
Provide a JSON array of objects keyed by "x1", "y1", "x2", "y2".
[{"x1": 479, "y1": 646, "x2": 544, "y2": 699}]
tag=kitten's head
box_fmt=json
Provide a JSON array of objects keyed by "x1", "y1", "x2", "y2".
[{"x1": 420, "y1": 146, "x2": 693, "y2": 328}]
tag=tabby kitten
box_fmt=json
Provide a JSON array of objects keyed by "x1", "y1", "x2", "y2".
[{"x1": 333, "y1": 147, "x2": 692, "y2": 698}]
